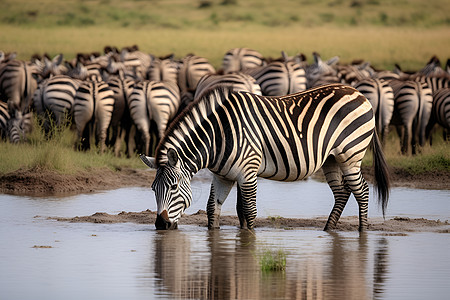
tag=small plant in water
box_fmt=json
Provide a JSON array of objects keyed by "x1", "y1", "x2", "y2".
[{"x1": 259, "y1": 249, "x2": 287, "y2": 272}]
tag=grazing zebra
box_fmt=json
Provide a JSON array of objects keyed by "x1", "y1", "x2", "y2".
[
  {"x1": 73, "y1": 80, "x2": 115, "y2": 152},
  {"x1": 0, "y1": 101, "x2": 28, "y2": 143},
  {"x1": 128, "y1": 80, "x2": 180, "y2": 155},
  {"x1": 426, "y1": 88, "x2": 450, "y2": 141},
  {"x1": 245, "y1": 60, "x2": 306, "y2": 96},
  {"x1": 305, "y1": 52, "x2": 340, "y2": 88},
  {"x1": 106, "y1": 75, "x2": 135, "y2": 156},
  {"x1": 140, "y1": 84, "x2": 390, "y2": 232},
  {"x1": 177, "y1": 54, "x2": 216, "y2": 94},
  {"x1": 221, "y1": 48, "x2": 266, "y2": 74},
  {"x1": 33, "y1": 75, "x2": 82, "y2": 133},
  {"x1": 194, "y1": 72, "x2": 261, "y2": 100},
  {"x1": 147, "y1": 55, "x2": 179, "y2": 84},
  {"x1": 389, "y1": 80, "x2": 433, "y2": 155},
  {"x1": 354, "y1": 78, "x2": 395, "y2": 143},
  {"x1": 0, "y1": 59, "x2": 39, "y2": 113}
]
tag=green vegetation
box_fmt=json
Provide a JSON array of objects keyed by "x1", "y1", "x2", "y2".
[
  {"x1": 258, "y1": 248, "x2": 287, "y2": 272},
  {"x1": 0, "y1": 0, "x2": 449, "y2": 70},
  {"x1": 0, "y1": 117, "x2": 144, "y2": 174}
]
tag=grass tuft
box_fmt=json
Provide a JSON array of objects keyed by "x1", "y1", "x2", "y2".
[{"x1": 258, "y1": 249, "x2": 287, "y2": 272}]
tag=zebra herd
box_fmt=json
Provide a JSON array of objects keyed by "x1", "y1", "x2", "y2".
[{"x1": 1, "y1": 47, "x2": 449, "y2": 156}]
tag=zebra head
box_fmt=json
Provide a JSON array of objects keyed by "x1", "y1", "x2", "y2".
[{"x1": 140, "y1": 149, "x2": 193, "y2": 230}]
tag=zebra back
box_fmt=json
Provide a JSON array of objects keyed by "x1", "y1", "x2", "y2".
[
  {"x1": 147, "y1": 57, "x2": 179, "y2": 85},
  {"x1": 194, "y1": 73, "x2": 261, "y2": 100},
  {"x1": 221, "y1": 48, "x2": 265, "y2": 74},
  {"x1": 177, "y1": 54, "x2": 215, "y2": 94},
  {"x1": 245, "y1": 60, "x2": 306, "y2": 96},
  {"x1": 431, "y1": 88, "x2": 450, "y2": 130}
]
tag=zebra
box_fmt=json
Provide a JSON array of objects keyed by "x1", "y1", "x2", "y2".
[
  {"x1": 106, "y1": 75, "x2": 135, "y2": 156},
  {"x1": 140, "y1": 84, "x2": 390, "y2": 232},
  {"x1": 305, "y1": 52, "x2": 340, "y2": 88},
  {"x1": 245, "y1": 60, "x2": 307, "y2": 96},
  {"x1": 336, "y1": 61, "x2": 375, "y2": 86},
  {"x1": 354, "y1": 78, "x2": 395, "y2": 143},
  {"x1": 426, "y1": 88, "x2": 450, "y2": 141},
  {"x1": 389, "y1": 80, "x2": 433, "y2": 155},
  {"x1": 177, "y1": 54, "x2": 216, "y2": 95},
  {"x1": 33, "y1": 75, "x2": 82, "y2": 133},
  {"x1": 73, "y1": 79, "x2": 115, "y2": 152},
  {"x1": 146, "y1": 55, "x2": 179, "y2": 84},
  {"x1": 221, "y1": 48, "x2": 266, "y2": 74},
  {"x1": 0, "y1": 101, "x2": 28, "y2": 143},
  {"x1": 128, "y1": 80, "x2": 180, "y2": 155},
  {"x1": 0, "y1": 59, "x2": 39, "y2": 113},
  {"x1": 194, "y1": 72, "x2": 261, "y2": 100}
]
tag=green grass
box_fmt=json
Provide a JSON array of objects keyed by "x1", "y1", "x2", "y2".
[
  {"x1": 0, "y1": 116, "x2": 145, "y2": 174},
  {"x1": 258, "y1": 249, "x2": 287, "y2": 272}
]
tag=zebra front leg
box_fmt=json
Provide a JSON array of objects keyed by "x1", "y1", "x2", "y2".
[
  {"x1": 237, "y1": 176, "x2": 258, "y2": 230},
  {"x1": 206, "y1": 175, "x2": 234, "y2": 230},
  {"x1": 322, "y1": 158, "x2": 351, "y2": 231}
]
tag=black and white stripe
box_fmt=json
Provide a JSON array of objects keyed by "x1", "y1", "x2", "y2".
[
  {"x1": 426, "y1": 88, "x2": 450, "y2": 141},
  {"x1": 245, "y1": 60, "x2": 306, "y2": 96},
  {"x1": 354, "y1": 78, "x2": 394, "y2": 143},
  {"x1": 147, "y1": 56, "x2": 179, "y2": 84},
  {"x1": 141, "y1": 84, "x2": 390, "y2": 232},
  {"x1": 177, "y1": 54, "x2": 216, "y2": 94},
  {"x1": 389, "y1": 80, "x2": 433, "y2": 154},
  {"x1": 221, "y1": 48, "x2": 266, "y2": 74},
  {"x1": 128, "y1": 80, "x2": 180, "y2": 155},
  {"x1": 74, "y1": 80, "x2": 115, "y2": 152}
]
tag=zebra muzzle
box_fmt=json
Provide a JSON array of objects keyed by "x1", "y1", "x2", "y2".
[{"x1": 155, "y1": 210, "x2": 176, "y2": 230}]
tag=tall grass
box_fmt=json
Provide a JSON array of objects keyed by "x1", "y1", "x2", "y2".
[{"x1": 0, "y1": 116, "x2": 145, "y2": 174}]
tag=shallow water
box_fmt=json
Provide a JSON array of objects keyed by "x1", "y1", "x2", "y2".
[{"x1": 0, "y1": 170, "x2": 449, "y2": 300}]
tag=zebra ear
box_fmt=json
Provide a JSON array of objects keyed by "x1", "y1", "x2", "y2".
[
  {"x1": 167, "y1": 149, "x2": 179, "y2": 167},
  {"x1": 139, "y1": 154, "x2": 157, "y2": 169}
]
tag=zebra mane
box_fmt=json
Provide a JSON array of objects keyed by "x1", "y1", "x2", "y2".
[{"x1": 154, "y1": 85, "x2": 233, "y2": 167}]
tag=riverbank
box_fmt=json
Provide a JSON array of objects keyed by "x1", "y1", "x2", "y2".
[{"x1": 0, "y1": 165, "x2": 449, "y2": 196}]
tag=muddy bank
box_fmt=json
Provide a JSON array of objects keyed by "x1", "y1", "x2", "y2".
[
  {"x1": 0, "y1": 165, "x2": 449, "y2": 196},
  {"x1": 48, "y1": 209, "x2": 450, "y2": 233}
]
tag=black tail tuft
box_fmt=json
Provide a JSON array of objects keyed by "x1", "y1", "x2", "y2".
[{"x1": 372, "y1": 130, "x2": 390, "y2": 217}]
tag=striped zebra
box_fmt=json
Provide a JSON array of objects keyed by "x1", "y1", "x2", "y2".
[
  {"x1": 245, "y1": 60, "x2": 306, "y2": 96},
  {"x1": 426, "y1": 88, "x2": 450, "y2": 141},
  {"x1": 73, "y1": 80, "x2": 115, "y2": 152},
  {"x1": 194, "y1": 72, "x2": 261, "y2": 100},
  {"x1": 221, "y1": 48, "x2": 266, "y2": 74},
  {"x1": 147, "y1": 55, "x2": 179, "y2": 84},
  {"x1": 337, "y1": 61, "x2": 375, "y2": 85},
  {"x1": 177, "y1": 54, "x2": 216, "y2": 95},
  {"x1": 0, "y1": 59, "x2": 39, "y2": 113},
  {"x1": 33, "y1": 75, "x2": 82, "y2": 133},
  {"x1": 140, "y1": 84, "x2": 390, "y2": 231},
  {"x1": 305, "y1": 52, "x2": 340, "y2": 88},
  {"x1": 128, "y1": 80, "x2": 180, "y2": 155},
  {"x1": 389, "y1": 80, "x2": 433, "y2": 155},
  {"x1": 0, "y1": 101, "x2": 28, "y2": 143},
  {"x1": 106, "y1": 75, "x2": 135, "y2": 156},
  {"x1": 354, "y1": 78, "x2": 395, "y2": 143}
]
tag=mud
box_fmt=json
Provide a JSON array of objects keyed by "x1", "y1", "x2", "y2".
[{"x1": 48, "y1": 209, "x2": 450, "y2": 233}]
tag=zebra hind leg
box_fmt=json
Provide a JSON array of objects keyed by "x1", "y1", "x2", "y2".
[
  {"x1": 342, "y1": 167, "x2": 370, "y2": 232},
  {"x1": 322, "y1": 157, "x2": 351, "y2": 231},
  {"x1": 206, "y1": 175, "x2": 234, "y2": 230}
]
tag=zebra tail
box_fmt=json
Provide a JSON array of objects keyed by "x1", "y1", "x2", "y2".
[{"x1": 372, "y1": 129, "x2": 390, "y2": 218}]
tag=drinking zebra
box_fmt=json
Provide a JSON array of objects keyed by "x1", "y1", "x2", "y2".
[
  {"x1": 354, "y1": 78, "x2": 395, "y2": 143},
  {"x1": 73, "y1": 80, "x2": 115, "y2": 152},
  {"x1": 245, "y1": 60, "x2": 306, "y2": 96},
  {"x1": 389, "y1": 80, "x2": 433, "y2": 155},
  {"x1": 221, "y1": 48, "x2": 266, "y2": 74},
  {"x1": 128, "y1": 80, "x2": 180, "y2": 155},
  {"x1": 140, "y1": 84, "x2": 390, "y2": 232}
]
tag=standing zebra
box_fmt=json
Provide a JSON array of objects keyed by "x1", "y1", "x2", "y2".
[
  {"x1": 245, "y1": 60, "x2": 307, "y2": 96},
  {"x1": 147, "y1": 55, "x2": 179, "y2": 84},
  {"x1": 128, "y1": 80, "x2": 180, "y2": 155},
  {"x1": 354, "y1": 78, "x2": 394, "y2": 143},
  {"x1": 221, "y1": 48, "x2": 266, "y2": 74},
  {"x1": 305, "y1": 52, "x2": 340, "y2": 88},
  {"x1": 140, "y1": 84, "x2": 390, "y2": 231},
  {"x1": 74, "y1": 80, "x2": 115, "y2": 152},
  {"x1": 389, "y1": 80, "x2": 433, "y2": 155},
  {"x1": 426, "y1": 88, "x2": 450, "y2": 141},
  {"x1": 177, "y1": 54, "x2": 216, "y2": 95}
]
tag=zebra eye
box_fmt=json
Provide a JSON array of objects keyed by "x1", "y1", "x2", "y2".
[{"x1": 171, "y1": 183, "x2": 178, "y2": 190}]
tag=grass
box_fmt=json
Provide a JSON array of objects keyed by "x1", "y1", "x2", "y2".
[
  {"x1": 0, "y1": 116, "x2": 145, "y2": 174},
  {"x1": 258, "y1": 248, "x2": 287, "y2": 272}
]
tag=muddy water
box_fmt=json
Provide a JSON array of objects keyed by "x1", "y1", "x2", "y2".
[{"x1": 0, "y1": 170, "x2": 449, "y2": 300}]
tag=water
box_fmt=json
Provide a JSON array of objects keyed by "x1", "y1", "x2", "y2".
[{"x1": 0, "y1": 170, "x2": 449, "y2": 300}]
